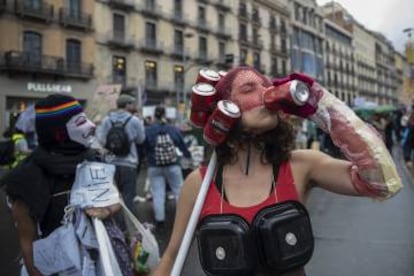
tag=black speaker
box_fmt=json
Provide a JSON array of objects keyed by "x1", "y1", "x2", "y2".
[
  {"x1": 197, "y1": 214, "x2": 257, "y2": 276},
  {"x1": 253, "y1": 201, "x2": 314, "y2": 273}
]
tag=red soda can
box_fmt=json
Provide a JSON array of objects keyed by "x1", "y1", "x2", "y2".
[
  {"x1": 190, "y1": 83, "x2": 217, "y2": 128},
  {"x1": 203, "y1": 100, "x2": 241, "y2": 146},
  {"x1": 263, "y1": 80, "x2": 310, "y2": 111},
  {"x1": 196, "y1": 68, "x2": 221, "y2": 86}
]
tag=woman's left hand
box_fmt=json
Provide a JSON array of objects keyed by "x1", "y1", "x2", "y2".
[{"x1": 85, "y1": 203, "x2": 121, "y2": 219}]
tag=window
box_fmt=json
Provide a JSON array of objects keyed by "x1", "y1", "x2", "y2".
[
  {"x1": 174, "y1": 65, "x2": 184, "y2": 92},
  {"x1": 281, "y1": 60, "x2": 286, "y2": 75},
  {"x1": 145, "y1": 60, "x2": 157, "y2": 89},
  {"x1": 198, "y1": 6, "x2": 206, "y2": 25},
  {"x1": 199, "y1": 36, "x2": 207, "y2": 60},
  {"x1": 240, "y1": 48, "x2": 247, "y2": 65},
  {"x1": 145, "y1": 22, "x2": 156, "y2": 47},
  {"x1": 174, "y1": 0, "x2": 182, "y2": 17},
  {"x1": 25, "y1": 0, "x2": 41, "y2": 9},
  {"x1": 269, "y1": 15, "x2": 276, "y2": 29},
  {"x1": 66, "y1": 39, "x2": 81, "y2": 72},
  {"x1": 146, "y1": 0, "x2": 155, "y2": 9},
  {"x1": 253, "y1": 28, "x2": 259, "y2": 41},
  {"x1": 281, "y1": 38, "x2": 287, "y2": 53},
  {"x1": 218, "y1": 13, "x2": 225, "y2": 29},
  {"x1": 68, "y1": 0, "x2": 81, "y2": 17},
  {"x1": 218, "y1": 41, "x2": 225, "y2": 62},
  {"x1": 252, "y1": 7, "x2": 259, "y2": 21},
  {"x1": 174, "y1": 30, "x2": 183, "y2": 54},
  {"x1": 239, "y1": 23, "x2": 247, "y2": 41},
  {"x1": 271, "y1": 57, "x2": 278, "y2": 76},
  {"x1": 23, "y1": 31, "x2": 42, "y2": 65},
  {"x1": 113, "y1": 14, "x2": 125, "y2": 41},
  {"x1": 112, "y1": 56, "x2": 126, "y2": 84}
]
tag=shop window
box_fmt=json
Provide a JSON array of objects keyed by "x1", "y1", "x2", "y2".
[
  {"x1": 145, "y1": 60, "x2": 157, "y2": 90},
  {"x1": 113, "y1": 56, "x2": 126, "y2": 85}
]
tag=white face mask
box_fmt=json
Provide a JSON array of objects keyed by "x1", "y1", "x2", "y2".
[{"x1": 66, "y1": 112, "x2": 96, "y2": 147}]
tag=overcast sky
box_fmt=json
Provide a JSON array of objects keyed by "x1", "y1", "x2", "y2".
[{"x1": 316, "y1": 0, "x2": 414, "y2": 52}]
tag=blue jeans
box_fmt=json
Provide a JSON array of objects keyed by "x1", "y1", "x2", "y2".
[
  {"x1": 148, "y1": 164, "x2": 184, "y2": 222},
  {"x1": 114, "y1": 165, "x2": 137, "y2": 214}
]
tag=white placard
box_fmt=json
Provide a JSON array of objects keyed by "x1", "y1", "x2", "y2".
[{"x1": 70, "y1": 161, "x2": 120, "y2": 208}]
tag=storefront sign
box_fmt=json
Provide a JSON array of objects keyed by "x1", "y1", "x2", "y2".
[{"x1": 27, "y1": 82, "x2": 72, "y2": 93}]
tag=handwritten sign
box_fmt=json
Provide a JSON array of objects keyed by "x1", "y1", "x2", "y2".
[
  {"x1": 70, "y1": 161, "x2": 120, "y2": 208},
  {"x1": 85, "y1": 84, "x2": 122, "y2": 124}
]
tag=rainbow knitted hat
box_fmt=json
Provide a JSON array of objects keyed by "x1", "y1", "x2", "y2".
[{"x1": 35, "y1": 94, "x2": 83, "y2": 146}]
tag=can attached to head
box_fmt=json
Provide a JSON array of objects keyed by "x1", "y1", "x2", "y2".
[
  {"x1": 263, "y1": 80, "x2": 310, "y2": 111},
  {"x1": 196, "y1": 68, "x2": 221, "y2": 86},
  {"x1": 203, "y1": 100, "x2": 241, "y2": 146},
  {"x1": 190, "y1": 83, "x2": 217, "y2": 128}
]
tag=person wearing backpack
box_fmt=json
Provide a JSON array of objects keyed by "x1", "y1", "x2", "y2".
[
  {"x1": 96, "y1": 94, "x2": 145, "y2": 215},
  {"x1": 144, "y1": 106, "x2": 191, "y2": 228}
]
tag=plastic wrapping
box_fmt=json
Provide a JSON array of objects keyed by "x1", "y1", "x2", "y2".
[{"x1": 309, "y1": 83, "x2": 402, "y2": 199}]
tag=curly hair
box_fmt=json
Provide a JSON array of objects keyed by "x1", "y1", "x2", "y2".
[{"x1": 214, "y1": 116, "x2": 295, "y2": 167}]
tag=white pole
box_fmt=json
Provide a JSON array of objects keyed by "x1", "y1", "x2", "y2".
[{"x1": 171, "y1": 151, "x2": 217, "y2": 276}]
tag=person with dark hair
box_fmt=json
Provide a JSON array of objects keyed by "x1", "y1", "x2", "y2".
[
  {"x1": 144, "y1": 105, "x2": 191, "y2": 228},
  {"x1": 1, "y1": 94, "x2": 130, "y2": 276},
  {"x1": 97, "y1": 94, "x2": 145, "y2": 215},
  {"x1": 153, "y1": 67, "x2": 401, "y2": 276}
]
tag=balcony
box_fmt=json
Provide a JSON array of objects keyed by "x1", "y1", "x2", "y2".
[
  {"x1": 107, "y1": 0, "x2": 135, "y2": 11},
  {"x1": 138, "y1": 3, "x2": 163, "y2": 19},
  {"x1": 59, "y1": 8, "x2": 93, "y2": 31},
  {"x1": 169, "y1": 47, "x2": 191, "y2": 61},
  {"x1": 170, "y1": 11, "x2": 189, "y2": 26},
  {"x1": 139, "y1": 40, "x2": 164, "y2": 55},
  {"x1": 238, "y1": 9, "x2": 249, "y2": 21},
  {"x1": 107, "y1": 32, "x2": 135, "y2": 50},
  {"x1": 252, "y1": 14, "x2": 262, "y2": 27},
  {"x1": 14, "y1": 0, "x2": 54, "y2": 23},
  {"x1": 216, "y1": 25, "x2": 232, "y2": 40},
  {"x1": 195, "y1": 19, "x2": 211, "y2": 33},
  {"x1": 213, "y1": 0, "x2": 231, "y2": 12},
  {"x1": 0, "y1": 51, "x2": 93, "y2": 79}
]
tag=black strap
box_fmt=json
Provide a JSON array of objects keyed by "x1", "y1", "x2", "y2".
[
  {"x1": 110, "y1": 115, "x2": 132, "y2": 128},
  {"x1": 215, "y1": 163, "x2": 279, "y2": 201}
]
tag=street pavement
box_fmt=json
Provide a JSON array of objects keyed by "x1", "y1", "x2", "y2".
[{"x1": 1, "y1": 146, "x2": 413, "y2": 275}]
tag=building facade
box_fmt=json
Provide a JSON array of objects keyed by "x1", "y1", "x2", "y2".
[
  {"x1": 289, "y1": 0, "x2": 324, "y2": 83},
  {"x1": 323, "y1": 19, "x2": 355, "y2": 105},
  {"x1": 0, "y1": 0, "x2": 96, "y2": 134}
]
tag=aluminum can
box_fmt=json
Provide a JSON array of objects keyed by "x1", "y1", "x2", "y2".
[
  {"x1": 196, "y1": 68, "x2": 221, "y2": 86},
  {"x1": 190, "y1": 83, "x2": 217, "y2": 128},
  {"x1": 203, "y1": 100, "x2": 241, "y2": 146},
  {"x1": 263, "y1": 80, "x2": 310, "y2": 111}
]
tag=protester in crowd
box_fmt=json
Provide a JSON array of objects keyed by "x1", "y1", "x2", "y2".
[
  {"x1": 401, "y1": 112, "x2": 414, "y2": 167},
  {"x1": 1, "y1": 94, "x2": 131, "y2": 276},
  {"x1": 153, "y1": 67, "x2": 401, "y2": 276},
  {"x1": 144, "y1": 106, "x2": 191, "y2": 228},
  {"x1": 96, "y1": 94, "x2": 145, "y2": 215},
  {"x1": 384, "y1": 114, "x2": 394, "y2": 153}
]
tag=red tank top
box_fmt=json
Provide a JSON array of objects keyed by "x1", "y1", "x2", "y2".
[{"x1": 199, "y1": 161, "x2": 299, "y2": 224}]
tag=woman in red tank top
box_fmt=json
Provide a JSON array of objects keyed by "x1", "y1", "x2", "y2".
[{"x1": 153, "y1": 67, "x2": 400, "y2": 276}]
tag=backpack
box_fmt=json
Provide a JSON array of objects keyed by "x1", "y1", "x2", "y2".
[
  {"x1": 105, "y1": 116, "x2": 132, "y2": 156},
  {"x1": 0, "y1": 140, "x2": 15, "y2": 166},
  {"x1": 154, "y1": 130, "x2": 177, "y2": 166}
]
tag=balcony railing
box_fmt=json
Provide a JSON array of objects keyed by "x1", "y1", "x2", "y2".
[
  {"x1": 107, "y1": 32, "x2": 136, "y2": 50},
  {"x1": 107, "y1": 0, "x2": 135, "y2": 11},
  {"x1": 0, "y1": 51, "x2": 93, "y2": 79},
  {"x1": 59, "y1": 8, "x2": 93, "y2": 30},
  {"x1": 196, "y1": 19, "x2": 211, "y2": 33},
  {"x1": 216, "y1": 25, "x2": 232, "y2": 39},
  {"x1": 238, "y1": 8, "x2": 249, "y2": 21},
  {"x1": 139, "y1": 40, "x2": 164, "y2": 54},
  {"x1": 213, "y1": 0, "x2": 231, "y2": 12},
  {"x1": 170, "y1": 11, "x2": 189, "y2": 26},
  {"x1": 138, "y1": 3, "x2": 163, "y2": 19},
  {"x1": 14, "y1": 0, "x2": 54, "y2": 22}
]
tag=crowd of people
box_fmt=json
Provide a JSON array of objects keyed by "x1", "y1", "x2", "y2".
[{"x1": 0, "y1": 66, "x2": 404, "y2": 276}]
